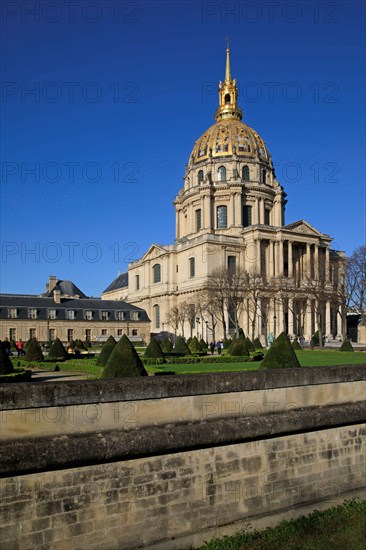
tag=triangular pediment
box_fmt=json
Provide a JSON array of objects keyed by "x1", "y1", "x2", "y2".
[
  {"x1": 142, "y1": 244, "x2": 168, "y2": 261},
  {"x1": 284, "y1": 220, "x2": 325, "y2": 237}
]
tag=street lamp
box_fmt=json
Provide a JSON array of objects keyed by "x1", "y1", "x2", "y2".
[{"x1": 162, "y1": 322, "x2": 165, "y2": 334}]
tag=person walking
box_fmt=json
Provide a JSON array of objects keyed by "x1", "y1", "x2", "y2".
[
  {"x1": 16, "y1": 339, "x2": 24, "y2": 356},
  {"x1": 210, "y1": 340, "x2": 215, "y2": 355}
]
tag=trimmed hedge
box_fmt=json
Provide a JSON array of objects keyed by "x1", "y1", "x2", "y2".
[
  {"x1": 188, "y1": 336, "x2": 202, "y2": 353},
  {"x1": 101, "y1": 335, "x2": 148, "y2": 378},
  {"x1": 260, "y1": 331, "x2": 300, "y2": 369},
  {"x1": 339, "y1": 339, "x2": 354, "y2": 352},
  {"x1": 0, "y1": 341, "x2": 14, "y2": 374},
  {"x1": 230, "y1": 339, "x2": 249, "y2": 357},
  {"x1": 161, "y1": 337, "x2": 173, "y2": 353},
  {"x1": 253, "y1": 337, "x2": 263, "y2": 349},
  {"x1": 245, "y1": 337, "x2": 255, "y2": 352},
  {"x1": 48, "y1": 338, "x2": 68, "y2": 361},
  {"x1": 142, "y1": 358, "x2": 165, "y2": 365},
  {"x1": 24, "y1": 338, "x2": 44, "y2": 362},
  {"x1": 292, "y1": 338, "x2": 303, "y2": 350},
  {"x1": 96, "y1": 335, "x2": 117, "y2": 367},
  {"x1": 144, "y1": 338, "x2": 165, "y2": 359},
  {"x1": 174, "y1": 336, "x2": 191, "y2": 355}
]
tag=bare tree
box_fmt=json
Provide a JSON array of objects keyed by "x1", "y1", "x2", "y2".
[
  {"x1": 166, "y1": 306, "x2": 180, "y2": 345},
  {"x1": 196, "y1": 290, "x2": 218, "y2": 341},
  {"x1": 246, "y1": 271, "x2": 263, "y2": 341},
  {"x1": 345, "y1": 245, "x2": 366, "y2": 320}
]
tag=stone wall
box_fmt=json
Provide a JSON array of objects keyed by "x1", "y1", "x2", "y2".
[{"x1": 1, "y1": 365, "x2": 365, "y2": 549}]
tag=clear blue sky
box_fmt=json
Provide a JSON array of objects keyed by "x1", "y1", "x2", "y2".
[{"x1": 1, "y1": 0, "x2": 365, "y2": 296}]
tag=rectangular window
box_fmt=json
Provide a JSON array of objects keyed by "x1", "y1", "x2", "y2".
[
  {"x1": 228, "y1": 255, "x2": 236, "y2": 274},
  {"x1": 8, "y1": 308, "x2": 17, "y2": 319},
  {"x1": 117, "y1": 329, "x2": 123, "y2": 336},
  {"x1": 264, "y1": 209, "x2": 270, "y2": 225},
  {"x1": 216, "y1": 206, "x2": 227, "y2": 229},
  {"x1": 85, "y1": 329, "x2": 91, "y2": 341},
  {"x1": 28, "y1": 308, "x2": 37, "y2": 319},
  {"x1": 9, "y1": 328, "x2": 16, "y2": 340},
  {"x1": 132, "y1": 329, "x2": 138, "y2": 336},
  {"x1": 189, "y1": 257, "x2": 195, "y2": 278},
  {"x1": 48, "y1": 309, "x2": 56, "y2": 320},
  {"x1": 101, "y1": 329, "x2": 107, "y2": 336},
  {"x1": 130, "y1": 311, "x2": 140, "y2": 321},
  {"x1": 67, "y1": 329, "x2": 73, "y2": 341},
  {"x1": 49, "y1": 329, "x2": 56, "y2": 341},
  {"x1": 84, "y1": 310, "x2": 93, "y2": 320},
  {"x1": 135, "y1": 274, "x2": 140, "y2": 290},
  {"x1": 100, "y1": 311, "x2": 109, "y2": 321},
  {"x1": 66, "y1": 310, "x2": 75, "y2": 320},
  {"x1": 243, "y1": 205, "x2": 252, "y2": 227},
  {"x1": 195, "y1": 209, "x2": 202, "y2": 231},
  {"x1": 115, "y1": 311, "x2": 125, "y2": 320},
  {"x1": 29, "y1": 328, "x2": 36, "y2": 339}
]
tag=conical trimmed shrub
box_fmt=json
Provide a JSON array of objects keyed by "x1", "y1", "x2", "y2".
[
  {"x1": 199, "y1": 338, "x2": 207, "y2": 351},
  {"x1": 223, "y1": 338, "x2": 231, "y2": 349},
  {"x1": 96, "y1": 335, "x2": 117, "y2": 366},
  {"x1": 144, "y1": 338, "x2": 165, "y2": 359},
  {"x1": 68, "y1": 340, "x2": 77, "y2": 350},
  {"x1": 48, "y1": 338, "x2": 68, "y2": 361},
  {"x1": 101, "y1": 335, "x2": 148, "y2": 378},
  {"x1": 238, "y1": 328, "x2": 245, "y2": 339},
  {"x1": 230, "y1": 339, "x2": 249, "y2": 356},
  {"x1": 24, "y1": 338, "x2": 44, "y2": 362},
  {"x1": 188, "y1": 336, "x2": 202, "y2": 353},
  {"x1": 253, "y1": 337, "x2": 263, "y2": 349},
  {"x1": 76, "y1": 339, "x2": 87, "y2": 351},
  {"x1": 174, "y1": 336, "x2": 191, "y2": 355},
  {"x1": 260, "y1": 332, "x2": 300, "y2": 369},
  {"x1": 245, "y1": 337, "x2": 255, "y2": 352},
  {"x1": 292, "y1": 338, "x2": 303, "y2": 350},
  {"x1": 339, "y1": 339, "x2": 354, "y2": 352},
  {"x1": 161, "y1": 337, "x2": 173, "y2": 353},
  {"x1": 0, "y1": 341, "x2": 14, "y2": 374}
]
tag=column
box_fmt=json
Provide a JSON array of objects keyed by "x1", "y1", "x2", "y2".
[
  {"x1": 306, "y1": 243, "x2": 311, "y2": 278},
  {"x1": 288, "y1": 298, "x2": 294, "y2": 336},
  {"x1": 337, "y1": 309, "x2": 344, "y2": 340},
  {"x1": 235, "y1": 193, "x2": 242, "y2": 226},
  {"x1": 288, "y1": 240, "x2": 293, "y2": 277},
  {"x1": 200, "y1": 196, "x2": 205, "y2": 230},
  {"x1": 325, "y1": 247, "x2": 330, "y2": 282},
  {"x1": 325, "y1": 301, "x2": 331, "y2": 339},
  {"x1": 278, "y1": 240, "x2": 284, "y2": 276},
  {"x1": 260, "y1": 198, "x2": 265, "y2": 225},
  {"x1": 314, "y1": 244, "x2": 319, "y2": 278},
  {"x1": 205, "y1": 194, "x2": 211, "y2": 230},
  {"x1": 230, "y1": 194, "x2": 235, "y2": 226},
  {"x1": 305, "y1": 299, "x2": 312, "y2": 341},
  {"x1": 277, "y1": 300, "x2": 284, "y2": 335},
  {"x1": 269, "y1": 240, "x2": 274, "y2": 278},
  {"x1": 256, "y1": 239, "x2": 261, "y2": 274},
  {"x1": 176, "y1": 209, "x2": 180, "y2": 239}
]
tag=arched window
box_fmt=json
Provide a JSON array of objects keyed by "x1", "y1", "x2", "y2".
[
  {"x1": 218, "y1": 166, "x2": 226, "y2": 182},
  {"x1": 243, "y1": 205, "x2": 252, "y2": 227},
  {"x1": 197, "y1": 170, "x2": 204, "y2": 185},
  {"x1": 261, "y1": 169, "x2": 267, "y2": 183},
  {"x1": 242, "y1": 165, "x2": 250, "y2": 181},
  {"x1": 225, "y1": 93, "x2": 231, "y2": 104},
  {"x1": 216, "y1": 205, "x2": 227, "y2": 229},
  {"x1": 153, "y1": 264, "x2": 161, "y2": 284},
  {"x1": 195, "y1": 209, "x2": 202, "y2": 231},
  {"x1": 153, "y1": 304, "x2": 160, "y2": 329},
  {"x1": 264, "y1": 209, "x2": 270, "y2": 225}
]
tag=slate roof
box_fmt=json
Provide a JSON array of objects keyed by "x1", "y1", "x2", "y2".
[
  {"x1": 0, "y1": 294, "x2": 149, "y2": 322},
  {"x1": 41, "y1": 280, "x2": 87, "y2": 298},
  {"x1": 103, "y1": 272, "x2": 128, "y2": 293}
]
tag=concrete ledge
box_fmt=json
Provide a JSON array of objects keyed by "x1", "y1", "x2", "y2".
[
  {"x1": 1, "y1": 364, "x2": 365, "y2": 410},
  {"x1": 1, "y1": 402, "x2": 365, "y2": 476}
]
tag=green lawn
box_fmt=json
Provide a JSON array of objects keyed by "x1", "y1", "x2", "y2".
[
  {"x1": 10, "y1": 349, "x2": 365, "y2": 379},
  {"x1": 196, "y1": 499, "x2": 366, "y2": 550}
]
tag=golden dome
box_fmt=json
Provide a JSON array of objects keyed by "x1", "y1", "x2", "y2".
[
  {"x1": 189, "y1": 119, "x2": 270, "y2": 165},
  {"x1": 188, "y1": 45, "x2": 271, "y2": 166}
]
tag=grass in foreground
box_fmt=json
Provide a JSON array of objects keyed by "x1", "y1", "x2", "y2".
[{"x1": 196, "y1": 499, "x2": 366, "y2": 549}]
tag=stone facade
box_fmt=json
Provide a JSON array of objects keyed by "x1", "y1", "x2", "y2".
[{"x1": 102, "y1": 47, "x2": 345, "y2": 343}]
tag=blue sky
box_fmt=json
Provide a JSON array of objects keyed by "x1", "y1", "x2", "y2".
[{"x1": 1, "y1": 0, "x2": 365, "y2": 296}]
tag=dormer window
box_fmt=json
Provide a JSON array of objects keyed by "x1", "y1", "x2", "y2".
[
  {"x1": 66, "y1": 310, "x2": 75, "y2": 320},
  {"x1": 28, "y1": 308, "x2": 37, "y2": 319},
  {"x1": 84, "y1": 310, "x2": 93, "y2": 320},
  {"x1": 115, "y1": 311, "x2": 125, "y2": 321},
  {"x1": 130, "y1": 311, "x2": 140, "y2": 321},
  {"x1": 100, "y1": 311, "x2": 109, "y2": 321},
  {"x1": 8, "y1": 308, "x2": 17, "y2": 319},
  {"x1": 48, "y1": 309, "x2": 57, "y2": 320}
]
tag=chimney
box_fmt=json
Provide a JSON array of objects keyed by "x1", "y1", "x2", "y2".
[
  {"x1": 53, "y1": 289, "x2": 61, "y2": 304},
  {"x1": 49, "y1": 276, "x2": 57, "y2": 292}
]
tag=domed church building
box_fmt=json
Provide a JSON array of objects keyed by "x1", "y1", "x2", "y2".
[{"x1": 102, "y1": 47, "x2": 345, "y2": 343}]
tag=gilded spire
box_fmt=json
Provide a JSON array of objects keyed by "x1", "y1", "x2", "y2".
[
  {"x1": 215, "y1": 41, "x2": 243, "y2": 122},
  {"x1": 225, "y1": 37, "x2": 231, "y2": 82}
]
